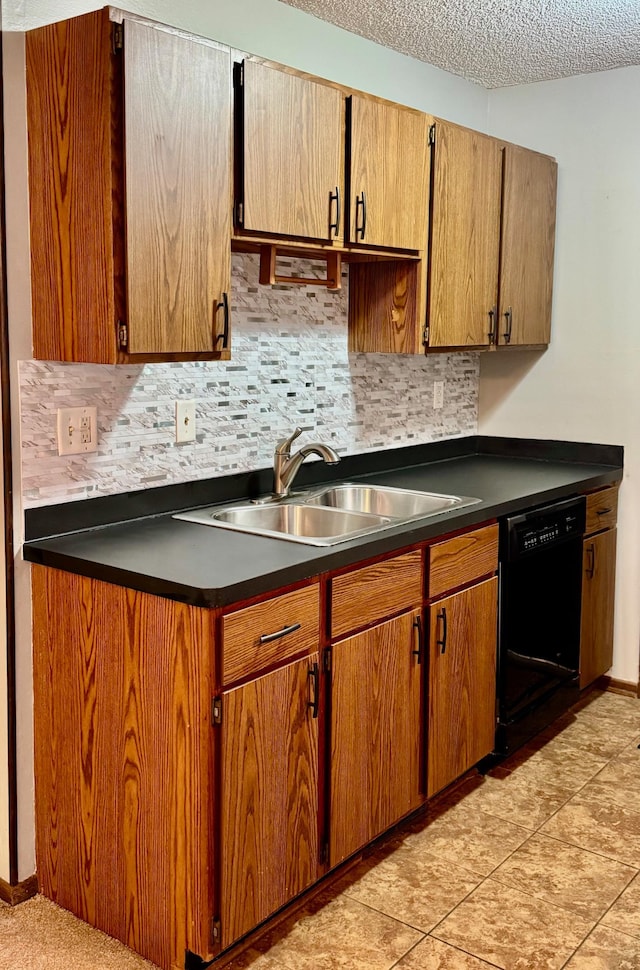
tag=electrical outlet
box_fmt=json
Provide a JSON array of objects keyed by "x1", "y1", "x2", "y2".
[
  {"x1": 433, "y1": 381, "x2": 444, "y2": 410},
  {"x1": 175, "y1": 400, "x2": 196, "y2": 443},
  {"x1": 57, "y1": 406, "x2": 98, "y2": 456}
]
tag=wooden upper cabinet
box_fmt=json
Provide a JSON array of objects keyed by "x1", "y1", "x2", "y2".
[
  {"x1": 26, "y1": 10, "x2": 231, "y2": 363},
  {"x1": 239, "y1": 60, "x2": 344, "y2": 242},
  {"x1": 428, "y1": 120, "x2": 502, "y2": 348},
  {"x1": 348, "y1": 96, "x2": 429, "y2": 252},
  {"x1": 498, "y1": 145, "x2": 557, "y2": 346}
]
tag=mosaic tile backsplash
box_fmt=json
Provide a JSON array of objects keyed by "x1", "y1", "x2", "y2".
[{"x1": 19, "y1": 253, "x2": 479, "y2": 508}]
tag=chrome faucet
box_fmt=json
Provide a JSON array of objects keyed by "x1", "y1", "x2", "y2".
[{"x1": 273, "y1": 427, "x2": 340, "y2": 499}]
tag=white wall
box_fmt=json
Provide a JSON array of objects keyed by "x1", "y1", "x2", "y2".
[
  {"x1": 1, "y1": 0, "x2": 489, "y2": 881},
  {"x1": 481, "y1": 66, "x2": 640, "y2": 685}
]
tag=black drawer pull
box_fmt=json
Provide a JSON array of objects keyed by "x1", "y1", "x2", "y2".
[
  {"x1": 308, "y1": 661, "x2": 319, "y2": 719},
  {"x1": 488, "y1": 307, "x2": 496, "y2": 344},
  {"x1": 596, "y1": 507, "x2": 612, "y2": 515},
  {"x1": 259, "y1": 622, "x2": 301, "y2": 645},
  {"x1": 329, "y1": 186, "x2": 340, "y2": 238},
  {"x1": 586, "y1": 544, "x2": 595, "y2": 579},
  {"x1": 437, "y1": 607, "x2": 448, "y2": 654},
  {"x1": 214, "y1": 292, "x2": 230, "y2": 349},
  {"x1": 503, "y1": 306, "x2": 513, "y2": 343}
]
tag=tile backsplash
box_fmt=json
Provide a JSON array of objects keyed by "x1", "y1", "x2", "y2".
[{"x1": 19, "y1": 253, "x2": 479, "y2": 508}]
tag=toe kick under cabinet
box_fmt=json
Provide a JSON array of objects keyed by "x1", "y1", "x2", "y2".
[{"x1": 31, "y1": 522, "x2": 500, "y2": 968}]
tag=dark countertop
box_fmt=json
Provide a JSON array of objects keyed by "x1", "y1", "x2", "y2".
[{"x1": 23, "y1": 437, "x2": 623, "y2": 607}]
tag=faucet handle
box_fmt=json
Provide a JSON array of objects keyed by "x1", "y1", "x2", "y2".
[{"x1": 275, "y1": 427, "x2": 303, "y2": 455}]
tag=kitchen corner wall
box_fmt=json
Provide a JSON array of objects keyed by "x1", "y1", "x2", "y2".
[{"x1": 19, "y1": 254, "x2": 479, "y2": 507}]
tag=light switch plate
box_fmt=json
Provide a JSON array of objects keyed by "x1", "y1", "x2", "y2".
[
  {"x1": 57, "y1": 406, "x2": 98, "y2": 456},
  {"x1": 433, "y1": 381, "x2": 444, "y2": 410},
  {"x1": 175, "y1": 400, "x2": 196, "y2": 443}
]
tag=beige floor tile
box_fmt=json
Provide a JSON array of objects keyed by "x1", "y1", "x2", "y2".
[
  {"x1": 223, "y1": 948, "x2": 291, "y2": 970},
  {"x1": 257, "y1": 895, "x2": 423, "y2": 970},
  {"x1": 395, "y1": 937, "x2": 496, "y2": 968},
  {"x1": 341, "y1": 843, "x2": 481, "y2": 932},
  {"x1": 572, "y1": 690, "x2": 640, "y2": 721},
  {"x1": 499, "y1": 736, "x2": 607, "y2": 790},
  {"x1": 432, "y1": 879, "x2": 592, "y2": 970},
  {"x1": 541, "y1": 711, "x2": 640, "y2": 760},
  {"x1": 586, "y1": 758, "x2": 640, "y2": 813},
  {"x1": 600, "y1": 872, "x2": 640, "y2": 940},
  {"x1": 614, "y1": 735, "x2": 640, "y2": 763},
  {"x1": 492, "y1": 832, "x2": 637, "y2": 920},
  {"x1": 402, "y1": 799, "x2": 532, "y2": 877},
  {"x1": 540, "y1": 789, "x2": 640, "y2": 866},
  {"x1": 563, "y1": 924, "x2": 640, "y2": 968},
  {"x1": 446, "y1": 770, "x2": 574, "y2": 830}
]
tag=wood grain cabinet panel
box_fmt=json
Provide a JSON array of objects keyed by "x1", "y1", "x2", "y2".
[
  {"x1": 428, "y1": 524, "x2": 499, "y2": 599},
  {"x1": 498, "y1": 145, "x2": 557, "y2": 347},
  {"x1": 428, "y1": 121, "x2": 502, "y2": 348},
  {"x1": 26, "y1": 10, "x2": 231, "y2": 362},
  {"x1": 31, "y1": 566, "x2": 215, "y2": 970},
  {"x1": 221, "y1": 583, "x2": 320, "y2": 685},
  {"x1": 585, "y1": 485, "x2": 619, "y2": 535},
  {"x1": 219, "y1": 654, "x2": 320, "y2": 947},
  {"x1": 427, "y1": 577, "x2": 498, "y2": 797},
  {"x1": 331, "y1": 549, "x2": 423, "y2": 639},
  {"x1": 241, "y1": 60, "x2": 344, "y2": 242},
  {"x1": 348, "y1": 96, "x2": 429, "y2": 251},
  {"x1": 580, "y1": 529, "x2": 617, "y2": 689},
  {"x1": 330, "y1": 609, "x2": 424, "y2": 866}
]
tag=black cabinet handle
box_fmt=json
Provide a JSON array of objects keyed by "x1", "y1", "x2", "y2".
[
  {"x1": 412, "y1": 614, "x2": 424, "y2": 664},
  {"x1": 488, "y1": 307, "x2": 496, "y2": 344},
  {"x1": 436, "y1": 607, "x2": 448, "y2": 654},
  {"x1": 355, "y1": 190, "x2": 367, "y2": 240},
  {"x1": 308, "y1": 661, "x2": 319, "y2": 719},
  {"x1": 503, "y1": 307, "x2": 513, "y2": 344},
  {"x1": 215, "y1": 292, "x2": 230, "y2": 349},
  {"x1": 586, "y1": 544, "x2": 595, "y2": 579},
  {"x1": 596, "y1": 508, "x2": 612, "y2": 516},
  {"x1": 259, "y1": 622, "x2": 301, "y2": 645},
  {"x1": 329, "y1": 186, "x2": 340, "y2": 238}
]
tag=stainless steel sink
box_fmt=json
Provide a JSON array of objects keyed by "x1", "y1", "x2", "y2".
[
  {"x1": 177, "y1": 502, "x2": 391, "y2": 546},
  {"x1": 174, "y1": 483, "x2": 480, "y2": 546},
  {"x1": 304, "y1": 483, "x2": 477, "y2": 519}
]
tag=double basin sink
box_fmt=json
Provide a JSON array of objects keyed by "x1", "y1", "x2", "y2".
[{"x1": 175, "y1": 483, "x2": 481, "y2": 546}]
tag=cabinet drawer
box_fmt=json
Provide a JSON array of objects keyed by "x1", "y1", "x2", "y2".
[
  {"x1": 585, "y1": 485, "x2": 618, "y2": 535},
  {"x1": 428, "y1": 524, "x2": 498, "y2": 599},
  {"x1": 331, "y1": 550, "x2": 422, "y2": 640},
  {"x1": 222, "y1": 583, "x2": 320, "y2": 685}
]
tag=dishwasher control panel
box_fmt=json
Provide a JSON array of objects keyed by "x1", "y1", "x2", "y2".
[{"x1": 502, "y1": 496, "x2": 586, "y2": 561}]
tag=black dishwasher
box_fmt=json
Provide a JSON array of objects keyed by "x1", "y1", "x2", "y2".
[{"x1": 495, "y1": 495, "x2": 586, "y2": 756}]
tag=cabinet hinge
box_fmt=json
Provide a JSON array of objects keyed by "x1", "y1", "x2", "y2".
[
  {"x1": 233, "y1": 61, "x2": 244, "y2": 88},
  {"x1": 211, "y1": 696, "x2": 222, "y2": 726},
  {"x1": 234, "y1": 200, "x2": 244, "y2": 227},
  {"x1": 112, "y1": 22, "x2": 124, "y2": 53},
  {"x1": 428, "y1": 123, "x2": 436, "y2": 147},
  {"x1": 422, "y1": 325, "x2": 429, "y2": 346},
  {"x1": 210, "y1": 917, "x2": 221, "y2": 944},
  {"x1": 322, "y1": 647, "x2": 331, "y2": 673},
  {"x1": 117, "y1": 321, "x2": 128, "y2": 350},
  {"x1": 319, "y1": 840, "x2": 329, "y2": 865}
]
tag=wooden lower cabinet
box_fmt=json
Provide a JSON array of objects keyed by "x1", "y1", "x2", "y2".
[
  {"x1": 427, "y1": 578, "x2": 498, "y2": 797},
  {"x1": 329, "y1": 609, "x2": 424, "y2": 867},
  {"x1": 219, "y1": 654, "x2": 320, "y2": 948},
  {"x1": 580, "y1": 529, "x2": 617, "y2": 689}
]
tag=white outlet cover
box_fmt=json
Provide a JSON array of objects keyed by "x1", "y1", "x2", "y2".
[
  {"x1": 433, "y1": 381, "x2": 444, "y2": 410},
  {"x1": 175, "y1": 400, "x2": 196, "y2": 443},
  {"x1": 57, "y1": 406, "x2": 98, "y2": 456}
]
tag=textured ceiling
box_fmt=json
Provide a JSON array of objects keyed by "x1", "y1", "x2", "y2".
[{"x1": 277, "y1": 0, "x2": 640, "y2": 87}]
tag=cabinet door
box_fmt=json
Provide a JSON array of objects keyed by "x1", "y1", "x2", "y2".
[
  {"x1": 349, "y1": 96, "x2": 429, "y2": 251},
  {"x1": 580, "y1": 530, "x2": 617, "y2": 689},
  {"x1": 428, "y1": 578, "x2": 498, "y2": 797},
  {"x1": 498, "y1": 145, "x2": 557, "y2": 347},
  {"x1": 124, "y1": 19, "x2": 231, "y2": 355},
  {"x1": 242, "y1": 60, "x2": 344, "y2": 242},
  {"x1": 428, "y1": 122, "x2": 502, "y2": 348},
  {"x1": 220, "y1": 654, "x2": 320, "y2": 948},
  {"x1": 330, "y1": 609, "x2": 424, "y2": 867}
]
